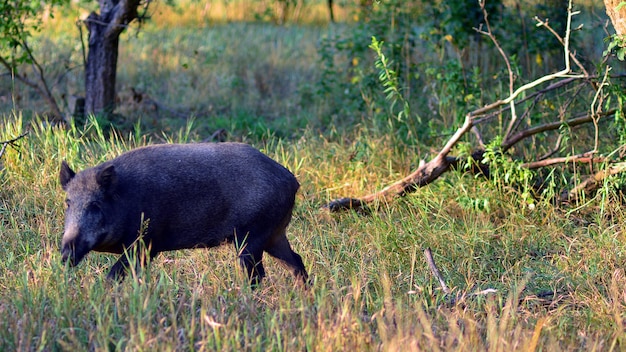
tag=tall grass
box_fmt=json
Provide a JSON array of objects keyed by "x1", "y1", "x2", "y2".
[{"x1": 1, "y1": 117, "x2": 625, "y2": 350}]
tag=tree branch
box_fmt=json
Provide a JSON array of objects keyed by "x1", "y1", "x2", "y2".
[
  {"x1": 521, "y1": 152, "x2": 605, "y2": 169},
  {"x1": 424, "y1": 248, "x2": 450, "y2": 294},
  {"x1": 105, "y1": 0, "x2": 141, "y2": 38},
  {"x1": 501, "y1": 109, "x2": 616, "y2": 152},
  {"x1": 0, "y1": 132, "x2": 29, "y2": 160}
]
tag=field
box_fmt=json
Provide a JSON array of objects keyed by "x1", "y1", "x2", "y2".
[{"x1": 1, "y1": 0, "x2": 626, "y2": 350}]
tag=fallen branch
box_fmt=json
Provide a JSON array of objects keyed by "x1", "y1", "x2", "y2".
[
  {"x1": 424, "y1": 247, "x2": 498, "y2": 307},
  {"x1": 502, "y1": 109, "x2": 616, "y2": 151},
  {"x1": 521, "y1": 153, "x2": 605, "y2": 169},
  {"x1": 521, "y1": 152, "x2": 606, "y2": 170},
  {"x1": 424, "y1": 248, "x2": 561, "y2": 309},
  {"x1": 563, "y1": 162, "x2": 626, "y2": 202},
  {"x1": 424, "y1": 247, "x2": 450, "y2": 294},
  {"x1": 324, "y1": 0, "x2": 596, "y2": 213}
]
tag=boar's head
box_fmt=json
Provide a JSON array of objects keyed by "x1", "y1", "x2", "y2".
[{"x1": 59, "y1": 161, "x2": 118, "y2": 267}]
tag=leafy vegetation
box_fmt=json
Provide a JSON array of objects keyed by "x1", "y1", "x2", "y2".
[{"x1": 1, "y1": 0, "x2": 626, "y2": 350}]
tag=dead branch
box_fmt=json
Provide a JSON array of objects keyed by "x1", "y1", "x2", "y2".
[
  {"x1": 533, "y1": 15, "x2": 590, "y2": 77},
  {"x1": 522, "y1": 153, "x2": 605, "y2": 169},
  {"x1": 475, "y1": 0, "x2": 517, "y2": 138},
  {"x1": 563, "y1": 162, "x2": 626, "y2": 202},
  {"x1": 424, "y1": 247, "x2": 499, "y2": 307},
  {"x1": 423, "y1": 248, "x2": 561, "y2": 308},
  {"x1": 473, "y1": 76, "x2": 590, "y2": 126},
  {"x1": 424, "y1": 247, "x2": 450, "y2": 294},
  {"x1": 502, "y1": 109, "x2": 616, "y2": 151},
  {"x1": 325, "y1": 116, "x2": 473, "y2": 212}
]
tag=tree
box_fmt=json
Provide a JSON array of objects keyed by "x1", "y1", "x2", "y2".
[
  {"x1": 0, "y1": 0, "x2": 150, "y2": 120},
  {"x1": 82, "y1": 0, "x2": 145, "y2": 116},
  {"x1": 0, "y1": 0, "x2": 68, "y2": 121},
  {"x1": 604, "y1": 0, "x2": 626, "y2": 59},
  {"x1": 605, "y1": 0, "x2": 626, "y2": 37}
]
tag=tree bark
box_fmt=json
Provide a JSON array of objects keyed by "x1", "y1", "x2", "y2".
[
  {"x1": 605, "y1": 0, "x2": 626, "y2": 36},
  {"x1": 84, "y1": 0, "x2": 140, "y2": 116},
  {"x1": 85, "y1": 13, "x2": 119, "y2": 115}
]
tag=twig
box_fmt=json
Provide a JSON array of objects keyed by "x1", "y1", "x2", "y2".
[
  {"x1": 473, "y1": 77, "x2": 584, "y2": 126},
  {"x1": 424, "y1": 247, "x2": 499, "y2": 307},
  {"x1": 590, "y1": 66, "x2": 611, "y2": 152},
  {"x1": 0, "y1": 131, "x2": 29, "y2": 160},
  {"x1": 0, "y1": 34, "x2": 63, "y2": 121},
  {"x1": 76, "y1": 20, "x2": 87, "y2": 68},
  {"x1": 470, "y1": 126, "x2": 486, "y2": 149},
  {"x1": 424, "y1": 247, "x2": 450, "y2": 294},
  {"x1": 445, "y1": 288, "x2": 498, "y2": 307},
  {"x1": 538, "y1": 133, "x2": 564, "y2": 161},
  {"x1": 475, "y1": 0, "x2": 516, "y2": 138},
  {"x1": 534, "y1": 15, "x2": 590, "y2": 77},
  {"x1": 509, "y1": 80, "x2": 586, "y2": 140}
]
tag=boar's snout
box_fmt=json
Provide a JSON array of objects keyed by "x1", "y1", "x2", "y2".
[
  {"x1": 60, "y1": 216, "x2": 92, "y2": 266},
  {"x1": 60, "y1": 231, "x2": 88, "y2": 267},
  {"x1": 60, "y1": 242, "x2": 81, "y2": 266},
  {"x1": 60, "y1": 245, "x2": 73, "y2": 265}
]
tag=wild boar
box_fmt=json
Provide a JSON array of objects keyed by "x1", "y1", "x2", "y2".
[{"x1": 59, "y1": 142, "x2": 308, "y2": 286}]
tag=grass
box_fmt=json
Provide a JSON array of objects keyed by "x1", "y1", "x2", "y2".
[{"x1": 1, "y1": 116, "x2": 625, "y2": 350}]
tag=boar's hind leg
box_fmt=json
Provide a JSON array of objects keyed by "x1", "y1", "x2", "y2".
[{"x1": 264, "y1": 232, "x2": 308, "y2": 285}]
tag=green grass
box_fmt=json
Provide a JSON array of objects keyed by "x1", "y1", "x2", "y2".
[{"x1": 1, "y1": 117, "x2": 625, "y2": 350}]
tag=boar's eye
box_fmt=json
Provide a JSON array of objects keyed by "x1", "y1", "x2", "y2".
[
  {"x1": 65, "y1": 199, "x2": 71, "y2": 209},
  {"x1": 86, "y1": 201, "x2": 102, "y2": 213}
]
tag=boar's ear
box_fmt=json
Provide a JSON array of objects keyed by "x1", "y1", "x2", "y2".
[
  {"x1": 60, "y1": 161, "x2": 76, "y2": 190},
  {"x1": 96, "y1": 165, "x2": 117, "y2": 191}
]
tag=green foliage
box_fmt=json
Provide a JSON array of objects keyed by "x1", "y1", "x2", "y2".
[
  {"x1": 604, "y1": 34, "x2": 626, "y2": 61},
  {"x1": 316, "y1": 1, "x2": 427, "y2": 136},
  {"x1": 435, "y1": 0, "x2": 503, "y2": 49},
  {"x1": 0, "y1": 0, "x2": 68, "y2": 66},
  {"x1": 482, "y1": 137, "x2": 537, "y2": 207},
  {"x1": 369, "y1": 36, "x2": 414, "y2": 131}
]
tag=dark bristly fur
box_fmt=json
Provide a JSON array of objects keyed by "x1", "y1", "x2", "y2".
[{"x1": 59, "y1": 143, "x2": 308, "y2": 286}]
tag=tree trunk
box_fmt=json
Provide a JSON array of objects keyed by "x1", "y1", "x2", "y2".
[
  {"x1": 328, "y1": 0, "x2": 334, "y2": 23},
  {"x1": 605, "y1": 0, "x2": 626, "y2": 36},
  {"x1": 83, "y1": 0, "x2": 140, "y2": 116},
  {"x1": 85, "y1": 12, "x2": 120, "y2": 115}
]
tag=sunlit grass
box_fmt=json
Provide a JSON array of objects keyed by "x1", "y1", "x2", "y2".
[{"x1": 1, "y1": 117, "x2": 625, "y2": 350}]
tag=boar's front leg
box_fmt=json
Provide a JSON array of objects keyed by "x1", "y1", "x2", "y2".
[
  {"x1": 107, "y1": 249, "x2": 159, "y2": 281},
  {"x1": 237, "y1": 242, "x2": 266, "y2": 287}
]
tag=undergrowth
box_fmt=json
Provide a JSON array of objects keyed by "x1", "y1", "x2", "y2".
[{"x1": 1, "y1": 117, "x2": 625, "y2": 350}]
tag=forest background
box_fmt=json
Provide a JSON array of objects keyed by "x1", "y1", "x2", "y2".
[{"x1": 1, "y1": 0, "x2": 626, "y2": 350}]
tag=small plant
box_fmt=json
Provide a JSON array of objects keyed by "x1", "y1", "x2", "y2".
[
  {"x1": 604, "y1": 33, "x2": 626, "y2": 60},
  {"x1": 369, "y1": 36, "x2": 412, "y2": 125}
]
